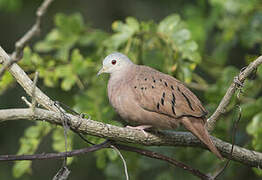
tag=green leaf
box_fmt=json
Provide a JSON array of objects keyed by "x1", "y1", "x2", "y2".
[
  {"x1": 55, "y1": 13, "x2": 84, "y2": 35},
  {"x1": 252, "y1": 168, "x2": 262, "y2": 177},
  {"x1": 158, "y1": 14, "x2": 180, "y2": 34},
  {"x1": 13, "y1": 161, "x2": 31, "y2": 178},
  {"x1": 35, "y1": 13, "x2": 87, "y2": 61},
  {"x1": 61, "y1": 75, "x2": 76, "y2": 91},
  {"x1": 55, "y1": 65, "x2": 72, "y2": 78},
  {"x1": 13, "y1": 122, "x2": 51, "y2": 178},
  {"x1": 71, "y1": 49, "x2": 84, "y2": 69},
  {"x1": 104, "y1": 17, "x2": 140, "y2": 50},
  {"x1": 247, "y1": 112, "x2": 262, "y2": 151},
  {"x1": 171, "y1": 28, "x2": 191, "y2": 44},
  {"x1": 157, "y1": 13, "x2": 201, "y2": 77},
  {"x1": 242, "y1": 97, "x2": 262, "y2": 119},
  {"x1": 0, "y1": 72, "x2": 13, "y2": 93},
  {"x1": 106, "y1": 149, "x2": 118, "y2": 161},
  {"x1": 34, "y1": 31, "x2": 58, "y2": 53},
  {"x1": 181, "y1": 64, "x2": 193, "y2": 83},
  {"x1": 126, "y1": 17, "x2": 140, "y2": 32}
]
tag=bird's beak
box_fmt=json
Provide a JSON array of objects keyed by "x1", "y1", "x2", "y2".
[{"x1": 97, "y1": 67, "x2": 105, "y2": 76}]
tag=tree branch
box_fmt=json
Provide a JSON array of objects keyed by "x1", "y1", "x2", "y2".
[
  {"x1": 113, "y1": 143, "x2": 211, "y2": 180},
  {"x1": 0, "y1": 0, "x2": 54, "y2": 79},
  {"x1": 0, "y1": 108, "x2": 261, "y2": 168},
  {"x1": 0, "y1": 46, "x2": 59, "y2": 112},
  {"x1": 207, "y1": 56, "x2": 262, "y2": 131},
  {"x1": 1, "y1": 41, "x2": 262, "y2": 174},
  {"x1": 0, "y1": 141, "x2": 110, "y2": 161},
  {"x1": 0, "y1": 138, "x2": 210, "y2": 180}
]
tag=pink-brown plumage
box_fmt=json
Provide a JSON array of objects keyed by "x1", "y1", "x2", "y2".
[{"x1": 98, "y1": 52, "x2": 223, "y2": 159}]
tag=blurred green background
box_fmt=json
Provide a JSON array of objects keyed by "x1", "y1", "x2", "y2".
[{"x1": 1, "y1": 0, "x2": 262, "y2": 179}]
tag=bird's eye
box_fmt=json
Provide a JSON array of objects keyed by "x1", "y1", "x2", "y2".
[{"x1": 111, "y1": 60, "x2": 117, "y2": 65}]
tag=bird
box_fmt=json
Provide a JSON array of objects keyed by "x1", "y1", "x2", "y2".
[{"x1": 97, "y1": 52, "x2": 223, "y2": 159}]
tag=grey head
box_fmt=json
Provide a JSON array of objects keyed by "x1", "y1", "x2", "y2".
[{"x1": 97, "y1": 52, "x2": 133, "y2": 76}]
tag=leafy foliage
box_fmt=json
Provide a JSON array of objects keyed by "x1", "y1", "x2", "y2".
[
  {"x1": 6, "y1": 12, "x2": 203, "y2": 178},
  {"x1": 0, "y1": 0, "x2": 21, "y2": 11},
  {"x1": 1, "y1": 0, "x2": 262, "y2": 179},
  {"x1": 12, "y1": 122, "x2": 51, "y2": 178}
]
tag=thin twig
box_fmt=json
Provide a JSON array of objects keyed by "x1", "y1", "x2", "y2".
[
  {"x1": 110, "y1": 145, "x2": 129, "y2": 180},
  {"x1": 21, "y1": 96, "x2": 32, "y2": 107},
  {"x1": 0, "y1": 141, "x2": 110, "y2": 161},
  {"x1": 212, "y1": 105, "x2": 242, "y2": 179},
  {"x1": 114, "y1": 143, "x2": 211, "y2": 180},
  {"x1": 76, "y1": 133, "x2": 95, "y2": 146},
  {"x1": 54, "y1": 102, "x2": 70, "y2": 167},
  {"x1": 54, "y1": 101, "x2": 81, "y2": 116},
  {"x1": 0, "y1": 0, "x2": 54, "y2": 79},
  {"x1": 207, "y1": 56, "x2": 262, "y2": 131},
  {"x1": 54, "y1": 101, "x2": 95, "y2": 146}
]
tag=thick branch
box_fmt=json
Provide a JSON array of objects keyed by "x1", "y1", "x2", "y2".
[
  {"x1": 0, "y1": 46, "x2": 59, "y2": 112},
  {"x1": 0, "y1": 108, "x2": 261, "y2": 168},
  {"x1": 207, "y1": 56, "x2": 262, "y2": 131},
  {"x1": 1, "y1": 41, "x2": 262, "y2": 172}
]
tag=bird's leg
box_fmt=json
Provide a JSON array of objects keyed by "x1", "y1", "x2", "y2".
[{"x1": 126, "y1": 125, "x2": 152, "y2": 137}]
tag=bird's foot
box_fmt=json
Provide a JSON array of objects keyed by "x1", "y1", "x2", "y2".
[{"x1": 126, "y1": 125, "x2": 152, "y2": 137}]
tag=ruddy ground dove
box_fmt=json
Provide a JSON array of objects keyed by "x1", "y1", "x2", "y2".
[{"x1": 97, "y1": 52, "x2": 222, "y2": 159}]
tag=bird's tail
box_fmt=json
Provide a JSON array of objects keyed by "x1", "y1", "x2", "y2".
[{"x1": 180, "y1": 116, "x2": 223, "y2": 160}]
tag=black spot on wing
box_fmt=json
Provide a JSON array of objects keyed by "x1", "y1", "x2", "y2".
[
  {"x1": 171, "y1": 85, "x2": 174, "y2": 90},
  {"x1": 171, "y1": 93, "x2": 176, "y2": 115},
  {"x1": 157, "y1": 103, "x2": 160, "y2": 110},
  {"x1": 152, "y1": 77, "x2": 156, "y2": 83},
  {"x1": 172, "y1": 105, "x2": 176, "y2": 115},
  {"x1": 171, "y1": 93, "x2": 176, "y2": 105},
  {"x1": 152, "y1": 86, "x2": 155, "y2": 88},
  {"x1": 164, "y1": 82, "x2": 168, "y2": 87},
  {"x1": 161, "y1": 98, "x2": 164, "y2": 105},
  {"x1": 161, "y1": 92, "x2": 165, "y2": 105},
  {"x1": 181, "y1": 92, "x2": 194, "y2": 111}
]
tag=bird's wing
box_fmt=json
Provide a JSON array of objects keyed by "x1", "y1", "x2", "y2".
[{"x1": 130, "y1": 65, "x2": 207, "y2": 119}]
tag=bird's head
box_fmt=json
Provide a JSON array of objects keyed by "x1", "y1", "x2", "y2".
[{"x1": 97, "y1": 52, "x2": 133, "y2": 76}]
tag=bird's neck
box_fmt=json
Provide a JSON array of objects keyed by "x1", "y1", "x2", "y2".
[
  {"x1": 107, "y1": 64, "x2": 136, "y2": 99},
  {"x1": 109, "y1": 64, "x2": 135, "y2": 83}
]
